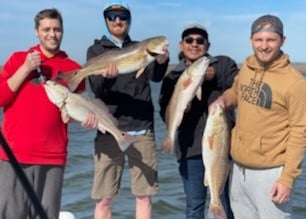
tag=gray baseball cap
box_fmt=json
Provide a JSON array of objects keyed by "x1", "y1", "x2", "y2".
[{"x1": 251, "y1": 14, "x2": 283, "y2": 36}]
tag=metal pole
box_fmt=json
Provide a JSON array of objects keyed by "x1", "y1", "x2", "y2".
[{"x1": 0, "y1": 130, "x2": 48, "y2": 219}]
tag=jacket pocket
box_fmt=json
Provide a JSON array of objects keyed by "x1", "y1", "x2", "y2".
[{"x1": 231, "y1": 127, "x2": 264, "y2": 166}]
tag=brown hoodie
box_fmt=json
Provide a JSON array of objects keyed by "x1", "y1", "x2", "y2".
[{"x1": 225, "y1": 52, "x2": 306, "y2": 188}]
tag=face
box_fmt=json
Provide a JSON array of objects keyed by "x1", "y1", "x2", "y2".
[
  {"x1": 250, "y1": 31, "x2": 285, "y2": 66},
  {"x1": 180, "y1": 34, "x2": 209, "y2": 64},
  {"x1": 35, "y1": 18, "x2": 63, "y2": 56},
  {"x1": 105, "y1": 10, "x2": 130, "y2": 39}
]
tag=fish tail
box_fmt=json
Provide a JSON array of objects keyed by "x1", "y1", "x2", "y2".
[
  {"x1": 116, "y1": 132, "x2": 136, "y2": 152},
  {"x1": 60, "y1": 70, "x2": 83, "y2": 92},
  {"x1": 161, "y1": 137, "x2": 174, "y2": 153},
  {"x1": 207, "y1": 202, "x2": 227, "y2": 219}
]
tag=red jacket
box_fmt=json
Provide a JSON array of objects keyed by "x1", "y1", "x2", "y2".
[{"x1": 0, "y1": 45, "x2": 85, "y2": 165}]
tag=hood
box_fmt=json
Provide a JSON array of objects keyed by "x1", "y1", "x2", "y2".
[{"x1": 245, "y1": 51, "x2": 289, "y2": 72}]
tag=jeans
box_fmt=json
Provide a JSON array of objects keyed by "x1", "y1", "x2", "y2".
[{"x1": 178, "y1": 155, "x2": 233, "y2": 219}]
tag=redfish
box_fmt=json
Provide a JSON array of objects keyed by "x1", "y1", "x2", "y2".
[
  {"x1": 161, "y1": 56, "x2": 210, "y2": 153},
  {"x1": 202, "y1": 104, "x2": 230, "y2": 219},
  {"x1": 44, "y1": 80, "x2": 135, "y2": 151},
  {"x1": 61, "y1": 36, "x2": 168, "y2": 91}
]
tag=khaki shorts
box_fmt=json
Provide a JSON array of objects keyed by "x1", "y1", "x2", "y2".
[{"x1": 91, "y1": 131, "x2": 158, "y2": 200}]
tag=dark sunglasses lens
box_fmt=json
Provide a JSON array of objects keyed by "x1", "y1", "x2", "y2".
[
  {"x1": 184, "y1": 37, "x2": 205, "y2": 45},
  {"x1": 107, "y1": 12, "x2": 129, "y2": 21},
  {"x1": 185, "y1": 37, "x2": 194, "y2": 44},
  {"x1": 196, "y1": 38, "x2": 205, "y2": 44},
  {"x1": 119, "y1": 13, "x2": 129, "y2": 20}
]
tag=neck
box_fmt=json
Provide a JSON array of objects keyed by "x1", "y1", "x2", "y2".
[
  {"x1": 39, "y1": 45, "x2": 59, "y2": 58},
  {"x1": 112, "y1": 35, "x2": 125, "y2": 43}
]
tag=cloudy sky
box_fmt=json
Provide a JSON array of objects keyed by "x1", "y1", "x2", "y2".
[{"x1": 1, "y1": 0, "x2": 306, "y2": 65}]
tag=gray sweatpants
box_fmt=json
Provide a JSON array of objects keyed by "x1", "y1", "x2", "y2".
[
  {"x1": 0, "y1": 160, "x2": 64, "y2": 219},
  {"x1": 230, "y1": 162, "x2": 292, "y2": 219}
]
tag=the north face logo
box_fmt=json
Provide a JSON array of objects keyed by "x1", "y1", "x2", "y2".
[{"x1": 240, "y1": 78, "x2": 272, "y2": 109}]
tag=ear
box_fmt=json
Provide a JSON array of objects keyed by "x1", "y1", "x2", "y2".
[
  {"x1": 206, "y1": 41, "x2": 211, "y2": 50},
  {"x1": 179, "y1": 41, "x2": 184, "y2": 50},
  {"x1": 281, "y1": 36, "x2": 286, "y2": 47},
  {"x1": 34, "y1": 29, "x2": 38, "y2": 37}
]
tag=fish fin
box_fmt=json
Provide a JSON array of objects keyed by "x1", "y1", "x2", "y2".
[
  {"x1": 61, "y1": 107, "x2": 70, "y2": 123},
  {"x1": 208, "y1": 135, "x2": 214, "y2": 150},
  {"x1": 59, "y1": 70, "x2": 76, "y2": 83},
  {"x1": 79, "y1": 91, "x2": 91, "y2": 100},
  {"x1": 60, "y1": 70, "x2": 83, "y2": 92},
  {"x1": 196, "y1": 87, "x2": 202, "y2": 100},
  {"x1": 207, "y1": 201, "x2": 227, "y2": 219},
  {"x1": 182, "y1": 77, "x2": 192, "y2": 89},
  {"x1": 97, "y1": 126, "x2": 107, "y2": 134},
  {"x1": 135, "y1": 68, "x2": 145, "y2": 78},
  {"x1": 161, "y1": 137, "x2": 174, "y2": 153},
  {"x1": 91, "y1": 99, "x2": 118, "y2": 126},
  {"x1": 115, "y1": 132, "x2": 136, "y2": 152}
]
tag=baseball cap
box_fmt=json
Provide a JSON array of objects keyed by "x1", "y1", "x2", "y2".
[
  {"x1": 103, "y1": 0, "x2": 130, "y2": 17},
  {"x1": 181, "y1": 24, "x2": 209, "y2": 40},
  {"x1": 251, "y1": 14, "x2": 283, "y2": 36}
]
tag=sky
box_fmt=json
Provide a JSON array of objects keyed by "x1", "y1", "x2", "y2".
[{"x1": 1, "y1": 0, "x2": 306, "y2": 66}]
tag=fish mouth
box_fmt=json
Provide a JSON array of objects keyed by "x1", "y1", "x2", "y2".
[{"x1": 146, "y1": 49, "x2": 162, "y2": 57}]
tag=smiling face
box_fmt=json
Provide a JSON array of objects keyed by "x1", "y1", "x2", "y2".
[
  {"x1": 105, "y1": 9, "x2": 130, "y2": 42},
  {"x1": 179, "y1": 33, "x2": 209, "y2": 64},
  {"x1": 250, "y1": 31, "x2": 285, "y2": 66},
  {"x1": 35, "y1": 18, "x2": 63, "y2": 57}
]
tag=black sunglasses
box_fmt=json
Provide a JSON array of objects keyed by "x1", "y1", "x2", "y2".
[
  {"x1": 184, "y1": 37, "x2": 206, "y2": 45},
  {"x1": 106, "y1": 12, "x2": 130, "y2": 21}
]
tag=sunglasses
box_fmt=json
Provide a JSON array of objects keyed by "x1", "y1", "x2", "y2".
[
  {"x1": 184, "y1": 37, "x2": 206, "y2": 45},
  {"x1": 106, "y1": 12, "x2": 130, "y2": 21}
]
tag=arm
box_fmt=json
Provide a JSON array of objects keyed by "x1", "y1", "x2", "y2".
[
  {"x1": 209, "y1": 56, "x2": 239, "y2": 112},
  {"x1": 145, "y1": 46, "x2": 170, "y2": 82},
  {"x1": 0, "y1": 51, "x2": 40, "y2": 106},
  {"x1": 270, "y1": 79, "x2": 306, "y2": 204},
  {"x1": 7, "y1": 51, "x2": 40, "y2": 92},
  {"x1": 158, "y1": 72, "x2": 177, "y2": 122}
]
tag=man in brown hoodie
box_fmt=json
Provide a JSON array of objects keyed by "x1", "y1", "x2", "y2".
[{"x1": 210, "y1": 14, "x2": 306, "y2": 218}]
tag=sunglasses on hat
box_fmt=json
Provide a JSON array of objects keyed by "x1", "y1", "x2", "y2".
[
  {"x1": 184, "y1": 37, "x2": 206, "y2": 45},
  {"x1": 106, "y1": 12, "x2": 130, "y2": 21}
]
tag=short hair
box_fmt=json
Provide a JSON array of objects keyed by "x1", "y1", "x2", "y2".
[{"x1": 34, "y1": 8, "x2": 63, "y2": 30}]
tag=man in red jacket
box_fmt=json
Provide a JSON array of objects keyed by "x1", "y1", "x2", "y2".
[{"x1": 0, "y1": 8, "x2": 89, "y2": 219}]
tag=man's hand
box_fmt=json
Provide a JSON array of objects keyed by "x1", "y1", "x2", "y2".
[
  {"x1": 155, "y1": 46, "x2": 169, "y2": 64},
  {"x1": 205, "y1": 66, "x2": 216, "y2": 80},
  {"x1": 208, "y1": 96, "x2": 226, "y2": 113},
  {"x1": 81, "y1": 113, "x2": 98, "y2": 129},
  {"x1": 94, "y1": 63, "x2": 119, "y2": 79},
  {"x1": 270, "y1": 181, "x2": 292, "y2": 204},
  {"x1": 24, "y1": 50, "x2": 41, "y2": 73}
]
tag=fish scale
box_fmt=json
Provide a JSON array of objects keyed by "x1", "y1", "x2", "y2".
[
  {"x1": 61, "y1": 36, "x2": 168, "y2": 91},
  {"x1": 202, "y1": 104, "x2": 230, "y2": 219},
  {"x1": 161, "y1": 56, "x2": 210, "y2": 153},
  {"x1": 43, "y1": 80, "x2": 136, "y2": 152}
]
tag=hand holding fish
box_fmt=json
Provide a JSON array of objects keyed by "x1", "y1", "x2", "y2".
[
  {"x1": 24, "y1": 50, "x2": 41, "y2": 73},
  {"x1": 155, "y1": 45, "x2": 169, "y2": 64},
  {"x1": 270, "y1": 181, "x2": 292, "y2": 204},
  {"x1": 205, "y1": 66, "x2": 216, "y2": 80},
  {"x1": 95, "y1": 63, "x2": 119, "y2": 79},
  {"x1": 81, "y1": 112, "x2": 98, "y2": 129},
  {"x1": 209, "y1": 96, "x2": 226, "y2": 114}
]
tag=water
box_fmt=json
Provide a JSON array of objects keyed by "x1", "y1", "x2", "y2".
[
  {"x1": 60, "y1": 82, "x2": 306, "y2": 219},
  {"x1": 0, "y1": 82, "x2": 305, "y2": 219}
]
